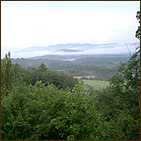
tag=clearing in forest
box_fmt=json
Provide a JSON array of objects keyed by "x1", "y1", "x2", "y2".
[{"x1": 81, "y1": 79, "x2": 110, "y2": 90}]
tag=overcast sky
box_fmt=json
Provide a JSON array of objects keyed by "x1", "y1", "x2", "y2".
[{"x1": 1, "y1": 1, "x2": 140, "y2": 57}]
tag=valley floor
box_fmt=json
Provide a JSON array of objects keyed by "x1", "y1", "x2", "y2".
[{"x1": 80, "y1": 79, "x2": 110, "y2": 90}]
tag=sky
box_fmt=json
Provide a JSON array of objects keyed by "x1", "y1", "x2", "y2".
[{"x1": 1, "y1": 1, "x2": 140, "y2": 58}]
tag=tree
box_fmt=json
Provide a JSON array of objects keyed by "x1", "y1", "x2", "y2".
[
  {"x1": 13, "y1": 63, "x2": 27, "y2": 85},
  {"x1": 97, "y1": 11, "x2": 140, "y2": 140},
  {"x1": 1, "y1": 52, "x2": 15, "y2": 95},
  {"x1": 135, "y1": 11, "x2": 140, "y2": 40},
  {"x1": 108, "y1": 10, "x2": 140, "y2": 116},
  {"x1": 39, "y1": 63, "x2": 48, "y2": 72},
  {"x1": 47, "y1": 82, "x2": 103, "y2": 140}
]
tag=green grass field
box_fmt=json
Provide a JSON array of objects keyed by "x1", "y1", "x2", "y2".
[{"x1": 80, "y1": 79, "x2": 110, "y2": 90}]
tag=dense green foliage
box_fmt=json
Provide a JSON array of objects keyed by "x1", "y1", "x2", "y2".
[
  {"x1": 1, "y1": 59, "x2": 79, "y2": 93},
  {"x1": 97, "y1": 46, "x2": 140, "y2": 139},
  {"x1": 1, "y1": 81, "x2": 103, "y2": 140},
  {"x1": 97, "y1": 11, "x2": 140, "y2": 140},
  {"x1": 22, "y1": 64, "x2": 78, "y2": 91},
  {"x1": 1, "y1": 11, "x2": 140, "y2": 140}
]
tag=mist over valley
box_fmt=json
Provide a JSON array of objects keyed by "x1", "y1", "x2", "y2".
[{"x1": 7, "y1": 42, "x2": 140, "y2": 59}]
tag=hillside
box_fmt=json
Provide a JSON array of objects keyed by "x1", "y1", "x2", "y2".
[
  {"x1": 30, "y1": 54, "x2": 130, "y2": 60},
  {"x1": 11, "y1": 55, "x2": 129, "y2": 69},
  {"x1": 10, "y1": 55, "x2": 130, "y2": 80}
]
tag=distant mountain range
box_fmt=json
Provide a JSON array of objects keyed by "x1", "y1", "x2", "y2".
[
  {"x1": 16, "y1": 43, "x2": 120, "y2": 53},
  {"x1": 13, "y1": 42, "x2": 140, "y2": 59}
]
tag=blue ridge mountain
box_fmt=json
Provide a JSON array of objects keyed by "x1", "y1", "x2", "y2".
[
  {"x1": 16, "y1": 43, "x2": 121, "y2": 53},
  {"x1": 13, "y1": 42, "x2": 140, "y2": 59},
  {"x1": 16, "y1": 43, "x2": 139, "y2": 53}
]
